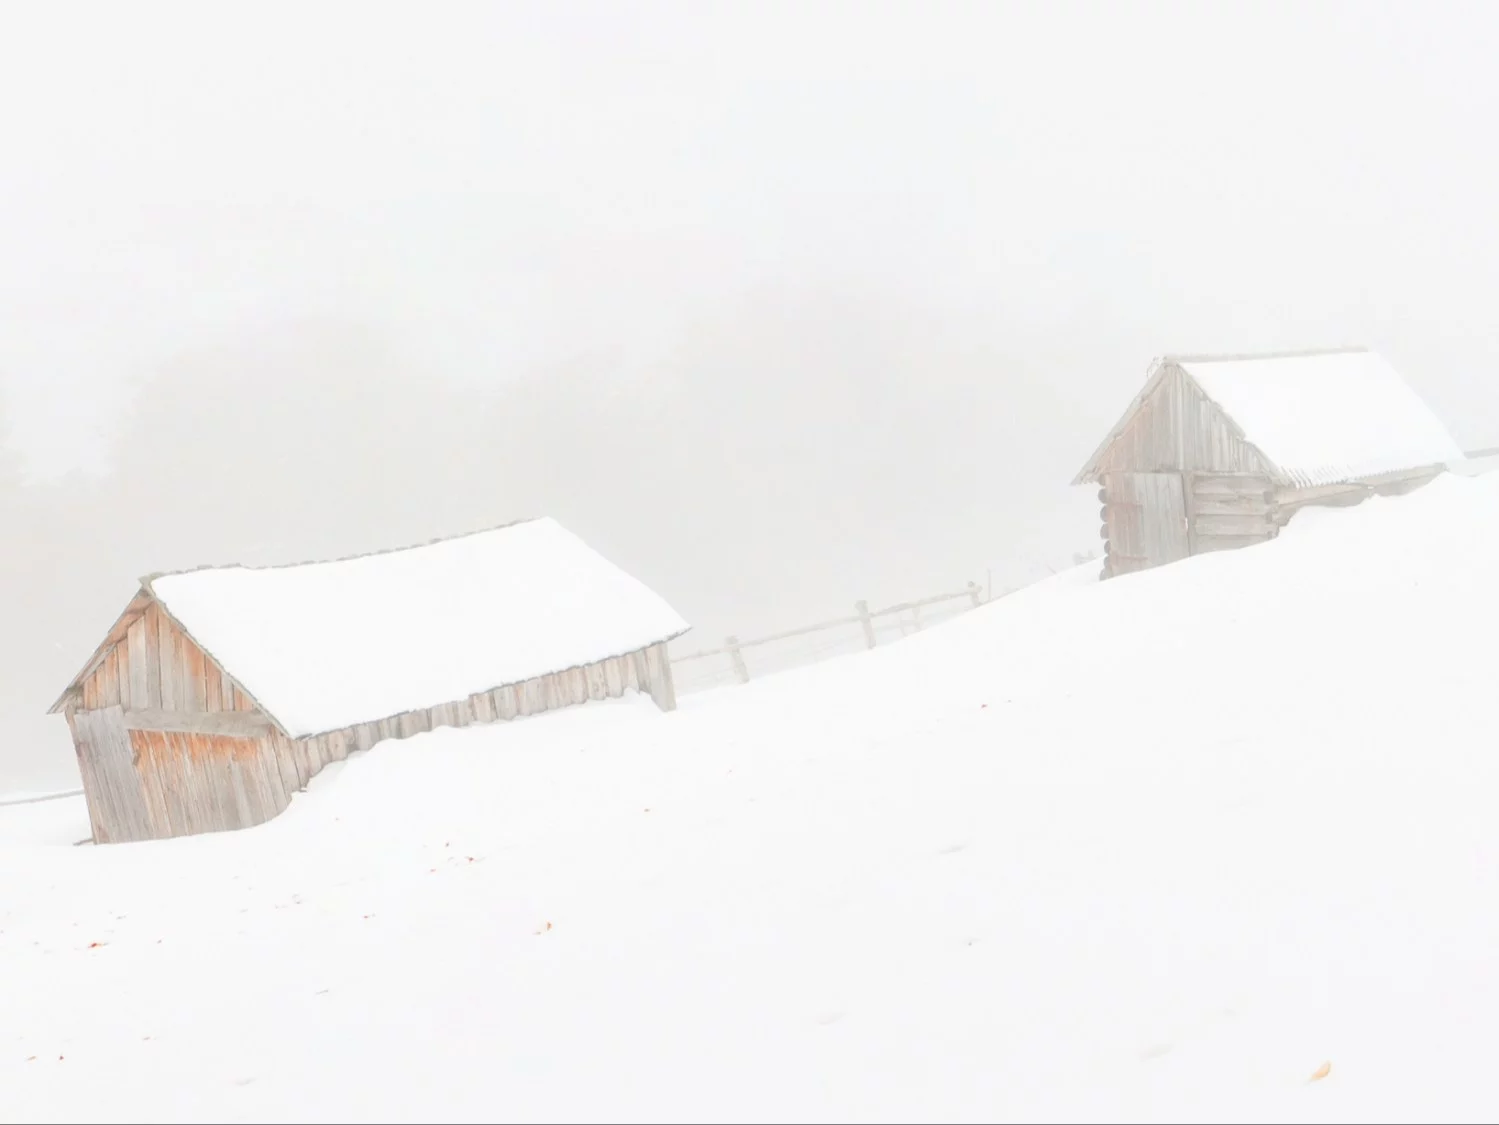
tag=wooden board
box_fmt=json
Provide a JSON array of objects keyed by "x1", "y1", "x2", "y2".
[
  {"x1": 1193, "y1": 474, "x2": 1273, "y2": 499},
  {"x1": 121, "y1": 709, "x2": 274, "y2": 737},
  {"x1": 1101, "y1": 472, "x2": 1191, "y2": 576},
  {"x1": 644, "y1": 642, "x2": 677, "y2": 711},
  {"x1": 1193, "y1": 513, "x2": 1278, "y2": 538},
  {"x1": 1084, "y1": 365, "x2": 1275, "y2": 479},
  {"x1": 70, "y1": 708, "x2": 152, "y2": 844},
  {"x1": 131, "y1": 728, "x2": 290, "y2": 838},
  {"x1": 70, "y1": 642, "x2": 677, "y2": 844}
]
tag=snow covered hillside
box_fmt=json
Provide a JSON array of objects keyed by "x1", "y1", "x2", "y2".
[{"x1": 6, "y1": 474, "x2": 1499, "y2": 1123}]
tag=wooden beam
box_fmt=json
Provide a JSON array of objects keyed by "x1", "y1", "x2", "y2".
[
  {"x1": 855, "y1": 601, "x2": 877, "y2": 649},
  {"x1": 725, "y1": 636, "x2": 750, "y2": 684},
  {"x1": 119, "y1": 709, "x2": 275, "y2": 738}
]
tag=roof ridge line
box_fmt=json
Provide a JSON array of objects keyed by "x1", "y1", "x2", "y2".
[
  {"x1": 1165, "y1": 345, "x2": 1370, "y2": 364},
  {"x1": 141, "y1": 515, "x2": 546, "y2": 584}
]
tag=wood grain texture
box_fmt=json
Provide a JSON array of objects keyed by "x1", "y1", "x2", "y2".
[
  {"x1": 1087, "y1": 365, "x2": 1273, "y2": 480},
  {"x1": 1101, "y1": 472, "x2": 1191, "y2": 576},
  {"x1": 68, "y1": 634, "x2": 676, "y2": 843},
  {"x1": 71, "y1": 708, "x2": 152, "y2": 844},
  {"x1": 121, "y1": 709, "x2": 275, "y2": 737}
]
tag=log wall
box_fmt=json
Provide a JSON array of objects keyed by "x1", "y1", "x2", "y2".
[
  {"x1": 1188, "y1": 473, "x2": 1279, "y2": 555},
  {"x1": 1100, "y1": 464, "x2": 1448, "y2": 579}
]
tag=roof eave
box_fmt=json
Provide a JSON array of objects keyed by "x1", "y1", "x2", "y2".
[
  {"x1": 47, "y1": 587, "x2": 154, "y2": 714},
  {"x1": 1071, "y1": 357, "x2": 1173, "y2": 485},
  {"x1": 283, "y1": 623, "x2": 696, "y2": 741},
  {"x1": 141, "y1": 579, "x2": 295, "y2": 739}
]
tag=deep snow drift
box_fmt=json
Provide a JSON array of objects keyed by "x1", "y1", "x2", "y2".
[{"x1": 5, "y1": 473, "x2": 1499, "y2": 1123}]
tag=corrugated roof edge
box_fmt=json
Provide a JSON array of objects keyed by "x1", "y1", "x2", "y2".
[{"x1": 1176, "y1": 347, "x2": 1463, "y2": 487}]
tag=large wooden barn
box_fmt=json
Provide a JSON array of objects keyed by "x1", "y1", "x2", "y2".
[
  {"x1": 50, "y1": 518, "x2": 690, "y2": 845},
  {"x1": 1074, "y1": 348, "x2": 1463, "y2": 579}
]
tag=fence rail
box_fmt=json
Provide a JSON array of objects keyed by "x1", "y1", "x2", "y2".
[
  {"x1": 0, "y1": 787, "x2": 82, "y2": 808},
  {"x1": 671, "y1": 581, "x2": 987, "y2": 691}
]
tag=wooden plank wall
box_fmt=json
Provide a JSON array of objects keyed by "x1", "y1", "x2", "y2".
[
  {"x1": 1091, "y1": 365, "x2": 1272, "y2": 478},
  {"x1": 325, "y1": 641, "x2": 675, "y2": 754},
  {"x1": 77, "y1": 600, "x2": 258, "y2": 715},
  {"x1": 68, "y1": 708, "x2": 153, "y2": 844},
  {"x1": 68, "y1": 710, "x2": 341, "y2": 844},
  {"x1": 1100, "y1": 472, "x2": 1191, "y2": 578},
  {"x1": 68, "y1": 628, "x2": 679, "y2": 843}
]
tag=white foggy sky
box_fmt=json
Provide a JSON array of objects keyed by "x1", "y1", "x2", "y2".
[
  {"x1": 5, "y1": 0, "x2": 1499, "y2": 478},
  {"x1": 5, "y1": 0, "x2": 1499, "y2": 792}
]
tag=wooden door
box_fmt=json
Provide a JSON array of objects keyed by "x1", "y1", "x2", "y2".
[
  {"x1": 69, "y1": 707, "x2": 152, "y2": 844},
  {"x1": 1102, "y1": 472, "x2": 1190, "y2": 577}
]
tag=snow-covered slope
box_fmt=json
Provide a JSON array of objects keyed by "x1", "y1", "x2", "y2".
[{"x1": 5, "y1": 475, "x2": 1499, "y2": 1123}]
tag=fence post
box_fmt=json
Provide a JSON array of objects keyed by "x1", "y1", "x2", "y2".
[
  {"x1": 911, "y1": 604, "x2": 923, "y2": 631},
  {"x1": 855, "y1": 600, "x2": 877, "y2": 649},
  {"x1": 725, "y1": 636, "x2": 750, "y2": 684},
  {"x1": 967, "y1": 581, "x2": 982, "y2": 608}
]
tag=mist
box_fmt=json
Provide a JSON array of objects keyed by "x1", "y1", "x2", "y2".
[{"x1": 4, "y1": 0, "x2": 1499, "y2": 789}]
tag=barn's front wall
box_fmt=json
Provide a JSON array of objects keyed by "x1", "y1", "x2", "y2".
[
  {"x1": 1098, "y1": 464, "x2": 1448, "y2": 579},
  {"x1": 62, "y1": 596, "x2": 679, "y2": 844},
  {"x1": 1088, "y1": 363, "x2": 1452, "y2": 579},
  {"x1": 1091, "y1": 365, "x2": 1273, "y2": 478}
]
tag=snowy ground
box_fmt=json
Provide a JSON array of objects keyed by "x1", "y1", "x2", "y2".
[{"x1": 5, "y1": 474, "x2": 1499, "y2": 1123}]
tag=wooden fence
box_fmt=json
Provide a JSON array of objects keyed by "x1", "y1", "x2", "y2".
[
  {"x1": 669, "y1": 582, "x2": 988, "y2": 694},
  {"x1": 0, "y1": 786, "x2": 83, "y2": 809}
]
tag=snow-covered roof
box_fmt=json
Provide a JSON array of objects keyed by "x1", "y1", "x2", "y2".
[
  {"x1": 1179, "y1": 350, "x2": 1463, "y2": 487},
  {"x1": 1074, "y1": 348, "x2": 1462, "y2": 488},
  {"x1": 143, "y1": 518, "x2": 690, "y2": 738}
]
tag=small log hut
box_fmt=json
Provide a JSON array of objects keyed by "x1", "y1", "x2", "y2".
[
  {"x1": 1073, "y1": 348, "x2": 1463, "y2": 579},
  {"x1": 50, "y1": 517, "x2": 690, "y2": 844}
]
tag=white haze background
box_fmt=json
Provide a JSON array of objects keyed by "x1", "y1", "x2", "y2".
[{"x1": 3, "y1": 0, "x2": 1498, "y2": 790}]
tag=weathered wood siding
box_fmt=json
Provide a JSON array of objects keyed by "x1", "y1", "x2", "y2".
[
  {"x1": 68, "y1": 706, "x2": 346, "y2": 844},
  {"x1": 66, "y1": 608, "x2": 679, "y2": 844},
  {"x1": 76, "y1": 599, "x2": 258, "y2": 714},
  {"x1": 68, "y1": 708, "x2": 152, "y2": 844},
  {"x1": 1091, "y1": 365, "x2": 1274, "y2": 478},
  {"x1": 1102, "y1": 465, "x2": 1448, "y2": 578},
  {"x1": 1188, "y1": 473, "x2": 1279, "y2": 555},
  {"x1": 1100, "y1": 472, "x2": 1191, "y2": 578},
  {"x1": 314, "y1": 642, "x2": 674, "y2": 754},
  {"x1": 1085, "y1": 360, "x2": 1453, "y2": 579}
]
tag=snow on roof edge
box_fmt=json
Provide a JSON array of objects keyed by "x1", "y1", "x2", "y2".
[
  {"x1": 54, "y1": 518, "x2": 693, "y2": 737},
  {"x1": 1075, "y1": 347, "x2": 1463, "y2": 488},
  {"x1": 1179, "y1": 350, "x2": 1463, "y2": 488},
  {"x1": 143, "y1": 517, "x2": 692, "y2": 738},
  {"x1": 138, "y1": 515, "x2": 547, "y2": 586}
]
